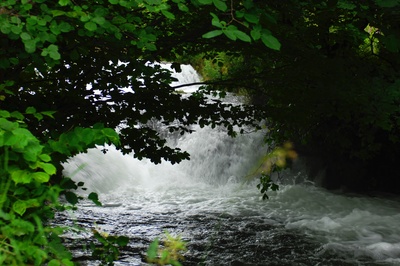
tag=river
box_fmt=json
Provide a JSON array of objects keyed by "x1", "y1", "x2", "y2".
[{"x1": 60, "y1": 65, "x2": 400, "y2": 265}]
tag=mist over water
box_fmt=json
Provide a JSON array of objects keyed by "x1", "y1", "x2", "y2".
[{"x1": 62, "y1": 65, "x2": 400, "y2": 265}]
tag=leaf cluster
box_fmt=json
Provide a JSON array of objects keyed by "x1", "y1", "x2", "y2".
[{"x1": 195, "y1": 0, "x2": 400, "y2": 192}]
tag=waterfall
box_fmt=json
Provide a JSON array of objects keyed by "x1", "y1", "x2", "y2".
[{"x1": 62, "y1": 65, "x2": 400, "y2": 266}]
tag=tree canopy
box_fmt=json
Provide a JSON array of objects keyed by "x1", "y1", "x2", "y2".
[
  {"x1": 1, "y1": 0, "x2": 400, "y2": 264},
  {"x1": 0, "y1": 0, "x2": 277, "y2": 264},
  {"x1": 191, "y1": 0, "x2": 400, "y2": 193}
]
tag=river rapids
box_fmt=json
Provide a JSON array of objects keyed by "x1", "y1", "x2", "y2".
[{"x1": 59, "y1": 65, "x2": 400, "y2": 266}]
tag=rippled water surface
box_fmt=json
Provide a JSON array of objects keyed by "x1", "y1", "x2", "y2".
[{"x1": 59, "y1": 65, "x2": 400, "y2": 265}]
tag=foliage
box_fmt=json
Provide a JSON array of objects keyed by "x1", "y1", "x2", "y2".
[
  {"x1": 147, "y1": 231, "x2": 187, "y2": 266},
  {"x1": 90, "y1": 229, "x2": 130, "y2": 266},
  {"x1": 188, "y1": 0, "x2": 400, "y2": 193},
  {"x1": 248, "y1": 142, "x2": 298, "y2": 199},
  {"x1": 0, "y1": 0, "x2": 275, "y2": 166},
  {"x1": 0, "y1": 0, "x2": 280, "y2": 264}
]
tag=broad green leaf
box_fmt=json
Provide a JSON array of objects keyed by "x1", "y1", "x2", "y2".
[
  {"x1": 32, "y1": 172, "x2": 50, "y2": 183},
  {"x1": 0, "y1": 118, "x2": 18, "y2": 131},
  {"x1": 4, "y1": 131, "x2": 19, "y2": 146},
  {"x1": 59, "y1": 21, "x2": 73, "y2": 32},
  {"x1": 48, "y1": 260, "x2": 61, "y2": 266},
  {"x1": 20, "y1": 32, "x2": 31, "y2": 41},
  {"x1": 13, "y1": 200, "x2": 28, "y2": 216},
  {"x1": 59, "y1": 0, "x2": 70, "y2": 6},
  {"x1": 213, "y1": 0, "x2": 227, "y2": 11},
  {"x1": 234, "y1": 30, "x2": 251, "y2": 42},
  {"x1": 92, "y1": 16, "x2": 106, "y2": 25},
  {"x1": 109, "y1": 0, "x2": 119, "y2": 4},
  {"x1": 244, "y1": 13, "x2": 259, "y2": 24},
  {"x1": 41, "y1": 110, "x2": 56, "y2": 118},
  {"x1": 84, "y1": 21, "x2": 97, "y2": 31},
  {"x1": 39, "y1": 162, "x2": 57, "y2": 175},
  {"x1": 11, "y1": 25, "x2": 22, "y2": 35},
  {"x1": 178, "y1": 3, "x2": 189, "y2": 12},
  {"x1": 251, "y1": 28, "x2": 261, "y2": 40},
  {"x1": 11, "y1": 111, "x2": 24, "y2": 120},
  {"x1": 0, "y1": 110, "x2": 10, "y2": 118},
  {"x1": 223, "y1": 28, "x2": 237, "y2": 40},
  {"x1": 34, "y1": 112, "x2": 44, "y2": 120},
  {"x1": 261, "y1": 33, "x2": 281, "y2": 51},
  {"x1": 202, "y1": 30, "x2": 223, "y2": 38},
  {"x1": 13, "y1": 199, "x2": 39, "y2": 216},
  {"x1": 52, "y1": 10, "x2": 66, "y2": 17},
  {"x1": 161, "y1": 10, "x2": 175, "y2": 19},
  {"x1": 23, "y1": 39, "x2": 36, "y2": 53},
  {"x1": 39, "y1": 154, "x2": 52, "y2": 162},
  {"x1": 211, "y1": 13, "x2": 222, "y2": 28},
  {"x1": 26, "y1": 106, "x2": 36, "y2": 114},
  {"x1": 11, "y1": 170, "x2": 32, "y2": 184}
]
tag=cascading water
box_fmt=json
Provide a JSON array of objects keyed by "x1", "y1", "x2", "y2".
[{"x1": 60, "y1": 65, "x2": 400, "y2": 266}]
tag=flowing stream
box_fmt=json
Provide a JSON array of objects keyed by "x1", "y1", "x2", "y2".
[{"x1": 60, "y1": 65, "x2": 400, "y2": 265}]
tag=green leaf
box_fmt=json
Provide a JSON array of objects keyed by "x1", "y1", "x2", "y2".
[
  {"x1": 39, "y1": 154, "x2": 51, "y2": 162},
  {"x1": 0, "y1": 118, "x2": 18, "y2": 131},
  {"x1": 223, "y1": 28, "x2": 237, "y2": 40},
  {"x1": 178, "y1": 3, "x2": 189, "y2": 12},
  {"x1": 244, "y1": 13, "x2": 259, "y2": 24},
  {"x1": 211, "y1": 12, "x2": 222, "y2": 28},
  {"x1": 88, "y1": 192, "x2": 102, "y2": 206},
  {"x1": 213, "y1": 0, "x2": 227, "y2": 11},
  {"x1": 41, "y1": 110, "x2": 56, "y2": 118},
  {"x1": 9, "y1": 219, "x2": 35, "y2": 235},
  {"x1": 59, "y1": 21, "x2": 73, "y2": 32},
  {"x1": 147, "y1": 239, "x2": 159, "y2": 259},
  {"x1": 13, "y1": 199, "x2": 39, "y2": 216},
  {"x1": 202, "y1": 30, "x2": 223, "y2": 38},
  {"x1": 13, "y1": 200, "x2": 28, "y2": 216},
  {"x1": 261, "y1": 33, "x2": 281, "y2": 51},
  {"x1": 32, "y1": 172, "x2": 50, "y2": 183},
  {"x1": 39, "y1": 162, "x2": 57, "y2": 175},
  {"x1": 20, "y1": 32, "x2": 31, "y2": 41},
  {"x1": 65, "y1": 191, "x2": 79, "y2": 205},
  {"x1": 24, "y1": 39, "x2": 36, "y2": 53},
  {"x1": 161, "y1": 10, "x2": 175, "y2": 19},
  {"x1": 11, "y1": 170, "x2": 32, "y2": 184},
  {"x1": 198, "y1": 0, "x2": 212, "y2": 4},
  {"x1": 116, "y1": 236, "x2": 129, "y2": 246},
  {"x1": 0, "y1": 110, "x2": 10, "y2": 118},
  {"x1": 84, "y1": 21, "x2": 98, "y2": 31},
  {"x1": 59, "y1": 0, "x2": 70, "y2": 6},
  {"x1": 234, "y1": 30, "x2": 251, "y2": 42},
  {"x1": 26, "y1": 106, "x2": 36, "y2": 114},
  {"x1": 92, "y1": 16, "x2": 106, "y2": 25},
  {"x1": 34, "y1": 112, "x2": 44, "y2": 120},
  {"x1": 251, "y1": 28, "x2": 261, "y2": 40},
  {"x1": 48, "y1": 260, "x2": 61, "y2": 266},
  {"x1": 11, "y1": 111, "x2": 24, "y2": 120},
  {"x1": 42, "y1": 44, "x2": 61, "y2": 60},
  {"x1": 52, "y1": 10, "x2": 66, "y2": 17}
]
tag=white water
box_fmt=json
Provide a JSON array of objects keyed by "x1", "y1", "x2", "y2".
[{"x1": 63, "y1": 65, "x2": 400, "y2": 265}]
